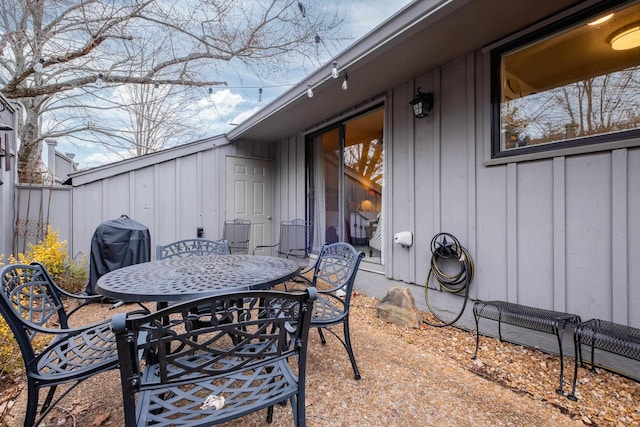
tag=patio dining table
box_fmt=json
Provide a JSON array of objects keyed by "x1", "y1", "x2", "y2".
[{"x1": 95, "y1": 254, "x2": 300, "y2": 304}]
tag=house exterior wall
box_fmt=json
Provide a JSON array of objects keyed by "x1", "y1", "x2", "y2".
[
  {"x1": 70, "y1": 140, "x2": 275, "y2": 260},
  {"x1": 0, "y1": 94, "x2": 16, "y2": 258},
  {"x1": 272, "y1": 135, "x2": 308, "y2": 226},
  {"x1": 278, "y1": 51, "x2": 640, "y2": 332}
]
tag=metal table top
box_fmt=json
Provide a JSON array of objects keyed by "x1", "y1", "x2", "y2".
[{"x1": 96, "y1": 254, "x2": 300, "y2": 303}]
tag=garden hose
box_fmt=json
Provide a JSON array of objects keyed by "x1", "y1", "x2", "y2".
[{"x1": 424, "y1": 232, "x2": 475, "y2": 327}]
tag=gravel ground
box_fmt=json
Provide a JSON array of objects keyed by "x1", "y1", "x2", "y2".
[{"x1": 1, "y1": 292, "x2": 639, "y2": 426}]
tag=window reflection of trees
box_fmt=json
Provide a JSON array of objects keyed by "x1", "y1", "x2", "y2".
[
  {"x1": 502, "y1": 66, "x2": 640, "y2": 149},
  {"x1": 343, "y1": 139, "x2": 384, "y2": 186}
]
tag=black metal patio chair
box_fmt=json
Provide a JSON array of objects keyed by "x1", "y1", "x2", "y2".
[
  {"x1": 286, "y1": 242, "x2": 365, "y2": 380},
  {"x1": 0, "y1": 262, "x2": 123, "y2": 427},
  {"x1": 223, "y1": 218, "x2": 251, "y2": 254},
  {"x1": 113, "y1": 288, "x2": 317, "y2": 427},
  {"x1": 155, "y1": 238, "x2": 230, "y2": 259},
  {"x1": 253, "y1": 219, "x2": 313, "y2": 266}
]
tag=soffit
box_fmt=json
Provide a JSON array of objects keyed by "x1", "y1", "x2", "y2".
[{"x1": 229, "y1": 0, "x2": 584, "y2": 143}]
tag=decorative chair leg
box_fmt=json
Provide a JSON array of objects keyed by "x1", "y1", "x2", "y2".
[
  {"x1": 317, "y1": 327, "x2": 327, "y2": 345},
  {"x1": 342, "y1": 319, "x2": 361, "y2": 380},
  {"x1": 295, "y1": 395, "x2": 305, "y2": 427},
  {"x1": 42, "y1": 385, "x2": 57, "y2": 413},
  {"x1": 25, "y1": 383, "x2": 39, "y2": 427}
]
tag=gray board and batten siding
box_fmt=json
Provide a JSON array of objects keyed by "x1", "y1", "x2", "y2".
[
  {"x1": 69, "y1": 136, "x2": 283, "y2": 264},
  {"x1": 271, "y1": 51, "x2": 640, "y2": 361},
  {"x1": 65, "y1": 55, "x2": 640, "y2": 337}
]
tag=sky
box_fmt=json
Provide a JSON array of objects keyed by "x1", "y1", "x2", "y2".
[{"x1": 54, "y1": 0, "x2": 413, "y2": 170}]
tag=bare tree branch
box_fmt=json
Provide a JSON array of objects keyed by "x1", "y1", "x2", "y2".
[{"x1": 0, "y1": 0, "x2": 344, "y2": 181}]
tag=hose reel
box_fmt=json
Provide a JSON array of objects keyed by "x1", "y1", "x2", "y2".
[{"x1": 424, "y1": 232, "x2": 475, "y2": 327}]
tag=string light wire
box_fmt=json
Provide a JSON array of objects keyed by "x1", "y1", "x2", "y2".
[
  {"x1": 298, "y1": 2, "x2": 350, "y2": 98},
  {"x1": 87, "y1": 3, "x2": 349, "y2": 104}
]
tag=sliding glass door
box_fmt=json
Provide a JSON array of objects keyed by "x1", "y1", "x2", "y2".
[{"x1": 307, "y1": 106, "x2": 384, "y2": 264}]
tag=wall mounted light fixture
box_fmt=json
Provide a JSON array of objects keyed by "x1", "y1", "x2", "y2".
[{"x1": 410, "y1": 87, "x2": 434, "y2": 118}]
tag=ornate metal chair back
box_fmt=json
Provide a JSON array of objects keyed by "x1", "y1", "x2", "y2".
[
  {"x1": 114, "y1": 288, "x2": 317, "y2": 426},
  {"x1": 156, "y1": 238, "x2": 230, "y2": 260}
]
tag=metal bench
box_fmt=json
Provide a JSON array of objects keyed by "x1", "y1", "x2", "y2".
[
  {"x1": 568, "y1": 319, "x2": 640, "y2": 401},
  {"x1": 472, "y1": 300, "x2": 581, "y2": 395}
]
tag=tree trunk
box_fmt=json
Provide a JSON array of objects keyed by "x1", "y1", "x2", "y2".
[{"x1": 17, "y1": 103, "x2": 45, "y2": 183}]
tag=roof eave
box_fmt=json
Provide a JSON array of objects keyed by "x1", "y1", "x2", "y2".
[
  {"x1": 226, "y1": 0, "x2": 587, "y2": 143},
  {"x1": 227, "y1": 0, "x2": 466, "y2": 142}
]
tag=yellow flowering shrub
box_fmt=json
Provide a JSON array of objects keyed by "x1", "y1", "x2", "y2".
[
  {"x1": 5, "y1": 226, "x2": 88, "y2": 293},
  {"x1": 0, "y1": 226, "x2": 89, "y2": 374},
  {"x1": 0, "y1": 316, "x2": 23, "y2": 373},
  {"x1": 12, "y1": 227, "x2": 69, "y2": 278}
]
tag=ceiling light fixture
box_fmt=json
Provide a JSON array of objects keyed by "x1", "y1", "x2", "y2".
[
  {"x1": 609, "y1": 22, "x2": 640, "y2": 50},
  {"x1": 331, "y1": 61, "x2": 339, "y2": 79},
  {"x1": 588, "y1": 13, "x2": 614, "y2": 26},
  {"x1": 306, "y1": 83, "x2": 314, "y2": 98},
  {"x1": 342, "y1": 73, "x2": 349, "y2": 90}
]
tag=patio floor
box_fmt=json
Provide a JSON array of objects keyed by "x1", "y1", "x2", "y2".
[{"x1": 1, "y1": 293, "x2": 638, "y2": 426}]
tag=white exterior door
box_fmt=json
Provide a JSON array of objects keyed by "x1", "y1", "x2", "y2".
[{"x1": 225, "y1": 156, "x2": 272, "y2": 253}]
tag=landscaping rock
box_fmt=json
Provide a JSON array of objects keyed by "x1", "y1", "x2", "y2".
[{"x1": 376, "y1": 286, "x2": 420, "y2": 328}]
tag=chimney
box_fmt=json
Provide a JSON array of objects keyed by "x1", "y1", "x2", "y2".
[{"x1": 65, "y1": 153, "x2": 77, "y2": 171}]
